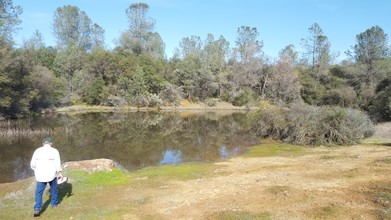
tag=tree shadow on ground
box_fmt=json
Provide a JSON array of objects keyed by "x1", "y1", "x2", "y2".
[{"x1": 40, "y1": 182, "x2": 73, "y2": 214}]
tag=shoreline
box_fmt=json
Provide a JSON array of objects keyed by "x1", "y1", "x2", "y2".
[{"x1": 51, "y1": 100, "x2": 257, "y2": 113}]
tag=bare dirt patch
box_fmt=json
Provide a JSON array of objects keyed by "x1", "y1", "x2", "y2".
[{"x1": 120, "y1": 144, "x2": 391, "y2": 219}]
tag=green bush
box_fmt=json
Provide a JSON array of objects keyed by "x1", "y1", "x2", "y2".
[
  {"x1": 248, "y1": 100, "x2": 287, "y2": 139},
  {"x1": 82, "y1": 77, "x2": 106, "y2": 105},
  {"x1": 369, "y1": 77, "x2": 391, "y2": 122},
  {"x1": 232, "y1": 89, "x2": 254, "y2": 106}
]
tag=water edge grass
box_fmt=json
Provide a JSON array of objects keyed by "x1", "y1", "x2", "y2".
[{"x1": 245, "y1": 139, "x2": 306, "y2": 157}]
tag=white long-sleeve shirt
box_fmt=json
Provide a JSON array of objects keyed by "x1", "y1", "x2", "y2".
[{"x1": 30, "y1": 144, "x2": 62, "y2": 182}]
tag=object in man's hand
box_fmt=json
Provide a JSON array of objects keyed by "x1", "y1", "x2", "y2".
[{"x1": 57, "y1": 176, "x2": 68, "y2": 185}]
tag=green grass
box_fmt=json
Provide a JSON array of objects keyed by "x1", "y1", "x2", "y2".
[
  {"x1": 246, "y1": 140, "x2": 306, "y2": 157},
  {"x1": 67, "y1": 168, "x2": 129, "y2": 187},
  {"x1": 131, "y1": 163, "x2": 212, "y2": 180},
  {"x1": 0, "y1": 168, "x2": 131, "y2": 220},
  {"x1": 128, "y1": 163, "x2": 213, "y2": 188}
]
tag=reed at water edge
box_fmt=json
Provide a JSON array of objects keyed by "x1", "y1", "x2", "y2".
[{"x1": 0, "y1": 120, "x2": 54, "y2": 140}]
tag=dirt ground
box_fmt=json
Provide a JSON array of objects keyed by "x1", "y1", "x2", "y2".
[{"x1": 119, "y1": 124, "x2": 391, "y2": 219}]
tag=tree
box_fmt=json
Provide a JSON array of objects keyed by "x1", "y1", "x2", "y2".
[
  {"x1": 53, "y1": 5, "x2": 105, "y2": 51},
  {"x1": 119, "y1": 3, "x2": 165, "y2": 58},
  {"x1": 301, "y1": 23, "x2": 331, "y2": 78},
  {"x1": 279, "y1": 44, "x2": 298, "y2": 64},
  {"x1": 234, "y1": 26, "x2": 263, "y2": 64},
  {"x1": 26, "y1": 65, "x2": 58, "y2": 110},
  {"x1": 0, "y1": 38, "x2": 16, "y2": 117},
  {"x1": 0, "y1": 0, "x2": 22, "y2": 42},
  {"x1": 126, "y1": 3, "x2": 155, "y2": 42},
  {"x1": 267, "y1": 53, "x2": 301, "y2": 105},
  {"x1": 53, "y1": 44, "x2": 85, "y2": 103},
  {"x1": 21, "y1": 30, "x2": 57, "y2": 70},
  {"x1": 144, "y1": 32, "x2": 165, "y2": 59},
  {"x1": 176, "y1": 35, "x2": 203, "y2": 59},
  {"x1": 0, "y1": 0, "x2": 22, "y2": 117},
  {"x1": 24, "y1": 30, "x2": 45, "y2": 50},
  {"x1": 172, "y1": 34, "x2": 225, "y2": 101},
  {"x1": 202, "y1": 34, "x2": 230, "y2": 73},
  {"x1": 350, "y1": 25, "x2": 389, "y2": 88},
  {"x1": 231, "y1": 26, "x2": 265, "y2": 102},
  {"x1": 369, "y1": 76, "x2": 391, "y2": 121}
]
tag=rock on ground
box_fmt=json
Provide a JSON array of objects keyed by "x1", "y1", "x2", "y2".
[{"x1": 62, "y1": 158, "x2": 116, "y2": 173}]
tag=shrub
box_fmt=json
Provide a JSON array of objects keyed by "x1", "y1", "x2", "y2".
[
  {"x1": 369, "y1": 77, "x2": 391, "y2": 122},
  {"x1": 286, "y1": 105, "x2": 374, "y2": 145},
  {"x1": 131, "y1": 94, "x2": 149, "y2": 108},
  {"x1": 320, "y1": 87, "x2": 358, "y2": 108},
  {"x1": 106, "y1": 95, "x2": 126, "y2": 107},
  {"x1": 232, "y1": 89, "x2": 254, "y2": 106},
  {"x1": 251, "y1": 102, "x2": 374, "y2": 146},
  {"x1": 205, "y1": 98, "x2": 219, "y2": 107},
  {"x1": 248, "y1": 100, "x2": 288, "y2": 139},
  {"x1": 82, "y1": 77, "x2": 106, "y2": 105},
  {"x1": 158, "y1": 84, "x2": 181, "y2": 105},
  {"x1": 147, "y1": 93, "x2": 163, "y2": 107},
  {"x1": 131, "y1": 93, "x2": 163, "y2": 108}
]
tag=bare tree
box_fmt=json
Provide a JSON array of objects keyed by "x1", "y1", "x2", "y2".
[
  {"x1": 231, "y1": 26, "x2": 265, "y2": 98},
  {"x1": 267, "y1": 54, "x2": 301, "y2": 105},
  {"x1": 301, "y1": 23, "x2": 331, "y2": 78}
]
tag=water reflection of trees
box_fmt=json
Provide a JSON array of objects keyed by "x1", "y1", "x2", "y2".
[
  {"x1": 0, "y1": 111, "x2": 258, "y2": 182},
  {"x1": 55, "y1": 112, "x2": 257, "y2": 171}
]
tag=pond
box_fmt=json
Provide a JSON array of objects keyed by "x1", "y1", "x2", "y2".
[{"x1": 0, "y1": 111, "x2": 259, "y2": 183}]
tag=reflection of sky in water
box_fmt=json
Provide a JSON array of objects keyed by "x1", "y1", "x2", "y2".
[
  {"x1": 219, "y1": 145, "x2": 242, "y2": 159},
  {"x1": 160, "y1": 150, "x2": 182, "y2": 165}
]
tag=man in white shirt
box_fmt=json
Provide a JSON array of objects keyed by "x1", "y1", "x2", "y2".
[{"x1": 30, "y1": 137, "x2": 63, "y2": 217}]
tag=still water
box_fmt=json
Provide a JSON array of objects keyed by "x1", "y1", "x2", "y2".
[{"x1": 0, "y1": 111, "x2": 259, "y2": 183}]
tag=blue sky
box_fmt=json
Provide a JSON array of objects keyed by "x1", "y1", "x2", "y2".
[{"x1": 13, "y1": 0, "x2": 391, "y2": 61}]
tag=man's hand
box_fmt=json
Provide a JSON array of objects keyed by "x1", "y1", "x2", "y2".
[{"x1": 57, "y1": 171, "x2": 63, "y2": 179}]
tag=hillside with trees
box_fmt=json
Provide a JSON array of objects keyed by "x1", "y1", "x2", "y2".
[{"x1": 0, "y1": 1, "x2": 389, "y2": 144}]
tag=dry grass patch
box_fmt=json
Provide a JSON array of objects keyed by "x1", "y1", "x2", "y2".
[
  {"x1": 265, "y1": 185, "x2": 291, "y2": 196},
  {"x1": 211, "y1": 211, "x2": 272, "y2": 220},
  {"x1": 306, "y1": 205, "x2": 342, "y2": 220}
]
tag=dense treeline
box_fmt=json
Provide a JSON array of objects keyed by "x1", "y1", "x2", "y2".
[{"x1": 0, "y1": 1, "x2": 390, "y2": 126}]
